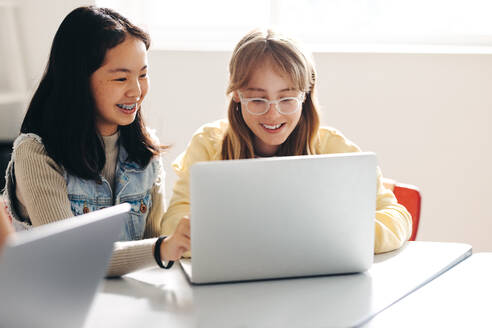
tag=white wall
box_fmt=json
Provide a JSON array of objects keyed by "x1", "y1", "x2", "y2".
[
  {"x1": 146, "y1": 50, "x2": 492, "y2": 252},
  {"x1": 314, "y1": 53, "x2": 492, "y2": 252},
  {"x1": 0, "y1": 0, "x2": 93, "y2": 138},
  {"x1": 8, "y1": 3, "x2": 492, "y2": 252},
  {"x1": 16, "y1": 0, "x2": 94, "y2": 89}
]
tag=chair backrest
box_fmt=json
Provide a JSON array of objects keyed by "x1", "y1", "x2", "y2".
[{"x1": 382, "y1": 179, "x2": 421, "y2": 241}]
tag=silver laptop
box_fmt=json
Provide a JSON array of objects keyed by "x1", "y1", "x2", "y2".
[
  {"x1": 181, "y1": 152, "x2": 377, "y2": 284},
  {"x1": 0, "y1": 203, "x2": 129, "y2": 328}
]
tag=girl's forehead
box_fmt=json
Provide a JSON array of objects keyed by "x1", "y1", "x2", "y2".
[
  {"x1": 246, "y1": 65, "x2": 295, "y2": 91},
  {"x1": 101, "y1": 36, "x2": 148, "y2": 69},
  {"x1": 243, "y1": 56, "x2": 300, "y2": 91}
]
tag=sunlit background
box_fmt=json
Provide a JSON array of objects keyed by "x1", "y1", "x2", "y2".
[
  {"x1": 1, "y1": 0, "x2": 491, "y2": 252},
  {"x1": 98, "y1": 0, "x2": 492, "y2": 49}
]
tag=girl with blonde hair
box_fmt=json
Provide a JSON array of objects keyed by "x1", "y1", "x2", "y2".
[{"x1": 163, "y1": 29, "x2": 411, "y2": 254}]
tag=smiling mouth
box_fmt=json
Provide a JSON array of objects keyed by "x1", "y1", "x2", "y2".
[
  {"x1": 116, "y1": 103, "x2": 137, "y2": 111},
  {"x1": 261, "y1": 123, "x2": 285, "y2": 130}
]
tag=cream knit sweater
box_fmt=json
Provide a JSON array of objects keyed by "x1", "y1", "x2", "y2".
[{"x1": 13, "y1": 133, "x2": 165, "y2": 277}]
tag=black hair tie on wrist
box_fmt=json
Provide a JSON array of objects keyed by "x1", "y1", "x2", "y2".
[{"x1": 154, "y1": 236, "x2": 174, "y2": 269}]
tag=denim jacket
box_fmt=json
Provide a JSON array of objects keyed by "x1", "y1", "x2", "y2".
[{"x1": 3, "y1": 133, "x2": 160, "y2": 241}]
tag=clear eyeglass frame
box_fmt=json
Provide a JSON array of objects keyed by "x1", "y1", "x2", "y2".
[{"x1": 237, "y1": 90, "x2": 305, "y2": 115}]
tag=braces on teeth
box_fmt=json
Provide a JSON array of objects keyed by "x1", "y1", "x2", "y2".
[{"x1": 117, "y1": 103, "x2": 136, "y2": 110}]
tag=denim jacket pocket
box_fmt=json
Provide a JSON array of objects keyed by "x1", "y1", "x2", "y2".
[
  {"x1": 68, "y1": 194, "x2": 112, "y2": 216},
  {"x1": 119, "y1": 191, "x2": 152, "y2": 241}
]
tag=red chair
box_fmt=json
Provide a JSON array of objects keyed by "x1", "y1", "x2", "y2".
[{"x1": 383, "y1": 179, "x2": 421, "y2": 241}]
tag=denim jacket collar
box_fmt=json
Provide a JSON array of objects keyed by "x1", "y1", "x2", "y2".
[
  {"x1": 118, "y1": 144, "x2": 146, "y2": 173},
  {"x1": 4, "y1": 133, "x2": 160, "y2": 242}
]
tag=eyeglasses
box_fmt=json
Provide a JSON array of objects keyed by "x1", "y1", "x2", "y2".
[{"x1": 237, "y1": 90, "x2": 305, "y2": 115}]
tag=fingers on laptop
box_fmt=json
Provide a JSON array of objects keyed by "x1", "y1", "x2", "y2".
[
  {"x1": 162, "y1": 217, "x2": 191, "y2": 261},
  {"x1": 0, "y1": 199, "x2": 13, "y2": 249},
  {"x1": 177, "y1": 216, "x2": 190, "y2": 239},
  {"x1": 162, "y1": 234, "x2": 190, "y2": 261}
]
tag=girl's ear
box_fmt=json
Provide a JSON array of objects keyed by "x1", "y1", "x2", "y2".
[{"x1": 232, "y1": 91, "x2": 240, "y2": 103}]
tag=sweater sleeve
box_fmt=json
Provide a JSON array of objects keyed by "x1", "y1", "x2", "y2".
[
  {"x1": 14, "y1": 138, "x2": 165, "y2": 277},
  {"x1": 374, "y1": 167, "x2": 412, "y2": 253},
  {"x1": 105, "y1": 238, "x2": 157, "y2": 278},
  {"x1": 318, "y1": 127, "x2": 412, "y2": 254},
  {"x1": 14, "y1": 139, "x2": 74, "y2": 225}
]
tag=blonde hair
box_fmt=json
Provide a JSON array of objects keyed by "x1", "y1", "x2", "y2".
[{"x1": 221, "y1": 28, "x2": 320, "y2": 160}]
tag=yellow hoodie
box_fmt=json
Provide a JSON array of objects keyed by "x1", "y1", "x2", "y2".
[{"x1": 163, "y1": 120, "x2": 412, "y2": 254}]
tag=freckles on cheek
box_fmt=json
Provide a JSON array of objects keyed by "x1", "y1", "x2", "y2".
[
  {"x1": 90, "y1": 77, "x2": 100, "y2": 95},
  {"x1": 92, "y1": 80, "x2": 108, "y2": 100}
]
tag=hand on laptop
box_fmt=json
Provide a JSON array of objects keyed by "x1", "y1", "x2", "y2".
[
  {"x1": 161, "y1": 216, "x2": 190, "y2": 261},
  {"x1": 0, "y1": 198, "x2": 14, "y2": 250}
]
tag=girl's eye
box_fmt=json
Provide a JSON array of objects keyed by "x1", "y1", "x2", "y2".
[
  {"x1": 280, "y1": 98, "x2": 296, "y2": 104},
  {"x1": 113, "y1": 77, "x2": 127, "y2": 82},
  {"x1": 251, "y1": 99, "x2": 266, "y2": 104},
  {"x1": 139, "y1": 73, "x2": 148, "y2": 78}
]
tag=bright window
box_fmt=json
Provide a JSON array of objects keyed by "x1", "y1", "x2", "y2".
[{"x1": 96, "y1": 0, "x2": 492, "y2": 50}]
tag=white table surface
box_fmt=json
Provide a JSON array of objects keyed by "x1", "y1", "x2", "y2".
[
  {"x1": 364, "y1": 252, "x2": 492, "y2": 327},
  {"x1": 84, "y1": 241, "x2": 472, "y2": 328}
]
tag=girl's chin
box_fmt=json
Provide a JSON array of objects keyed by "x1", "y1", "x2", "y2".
[
  {"x1": 259, "y1": 129, "x2": 290, "y2": 144},
  {"x1": 255, "y1": 136, "x2": 288, "y2": 155}
]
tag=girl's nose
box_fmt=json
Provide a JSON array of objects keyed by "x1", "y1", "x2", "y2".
[
  {"x1": 126, "y1": 79, "x2": 141, "y2": 99},
  {"x1": 263, "y1": 102, "x2": 281, "y2": 118}
]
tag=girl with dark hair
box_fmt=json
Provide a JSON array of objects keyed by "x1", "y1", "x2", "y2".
[
  {"x1": 163, "y1": 29, "x2": 412, "y2": 254},
  {"x1": 2, "y1": 6, "x2": 189, "y2": 276}
]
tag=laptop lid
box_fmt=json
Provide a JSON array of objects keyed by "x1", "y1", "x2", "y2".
[
  {"x1": 186, "y1": 152, "x2": 377, "y2": 284},
  {"x1": 0, "y1": 203, "x2": 129, "y2": 328}
]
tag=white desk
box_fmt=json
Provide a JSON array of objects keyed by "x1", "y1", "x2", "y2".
[
  {"x1": 84, "y1": 242, "x2": 471, "y2": 328},
  {"x1": 365, "y1": 252, "x2": 492, "y2": 327}
]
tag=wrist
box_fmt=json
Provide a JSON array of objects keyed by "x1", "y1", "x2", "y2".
[
  {"x1": 160, "y1": 237, "x2": 169, "y2": 262},
  {"x1": 153, "y1": 236, "x2": 174, "y2": 269}
]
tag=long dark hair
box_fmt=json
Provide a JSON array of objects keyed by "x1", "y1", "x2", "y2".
[{"x1": 21, "y1": 6, "x2": 164, "y2": 181}]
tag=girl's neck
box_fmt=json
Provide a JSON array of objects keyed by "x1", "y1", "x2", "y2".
[
  {"x1": 101, "y1": 131, "x2": 120, "y2": 153},
  {"x1": 97, "y1": 122, "x2": 119, "y2": 136}
]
